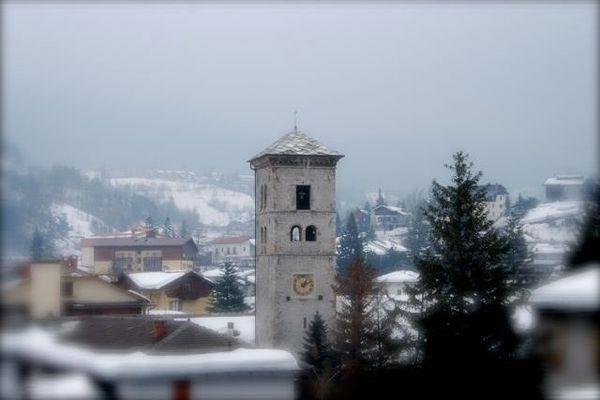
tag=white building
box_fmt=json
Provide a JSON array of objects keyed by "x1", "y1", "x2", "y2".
[
  {"x1": 480, "y1": 183, "x2": 509, "y2": 222},
  {"x1": 206, "y1": 236, "x2": 255, "y2": 267},
  {"x1": 376, "y1": 270, "x2": 419, "y2": 296},
  {"x1": 544, "y1": 175, "x2": 585, "y2": 202},
  {"x1": 529, "y1": 264, "x2": 599, "y2": 399},
  {"x1": 371, "y1": 205, "x2": 410, "y2": 231}
]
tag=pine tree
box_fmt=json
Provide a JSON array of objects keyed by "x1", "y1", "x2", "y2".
[
  {"x1": 375, "y1": 188, "x2": 385, "y2": 207},
  {"x1": 302, "y1": 311, "x2": 332, "y2": 375},
  {"x1": 569, "y1": 182, "x2": 600, "y2": 268},
  {"x1": 163, "y1": 217, "x2": 175, "y2": 238},
  {"x1": 502, "y1": 214, "x2": 530, "y2": 289},
  {"x1": 209, "y1": 262, "x2": 249, "y2": 313},
  {"x1": 413, "y1": 152, "x2": 521, "y2": 370},
  {"x1": 144, "y1": 216, "x2": 157, "y2": 237},
  {"x1": 510, "y1": 193, "x2": 538, "y2": 220},
  {"x1": 333, "y1": 255, "x2": 402, "y2": 375},
  {"x1": 337, "y1": 214, "x2": 363, "y2": 277},
  {"x1": 30, "y1": 229, "x2": 45, "y2": 261},
  {"x1": 404, "y1": 194, "x2": 430, "y2": 266},
  {"x1": 333, "y1": 257, "x2": 378, "y2": 374},
  {"x1": 302, "y1": 311, "x2": 337, "y2": 400},
  {"x1": 180, "y1": 220, "x2": 190, "y2": 238}
]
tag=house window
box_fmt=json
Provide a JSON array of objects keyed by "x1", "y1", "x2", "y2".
[
  {"x1": 296, "y1": 185, "x2": 310, "y2": 210},
  {"x1": 305, "y1": 225, "x2": 317, "y2": 241},
  {"x1": 61, "y1": 281, "x2": 73, "y2": 297},
  {"x1": 291, "y1": 226, "x2": 301, "y2": 242},
  {"x1": 169, "y1": 300, "x2": 181, "y2": 311},
  {"x1": 143, "y1": 251, "x2": 162, "y2": 272}
]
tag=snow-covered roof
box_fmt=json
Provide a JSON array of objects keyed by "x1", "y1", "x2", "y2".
[
  {"x1": 521, "y1": 201, "x2": 583, "y2": 224},
  {"x1": 210, "y1": 235, "x2": 252, "y2": 245},
  {"x1": 544, "y1": 174, "x2": 585, "y2": 186},
  {"x1": 530, "y1": 263, "x2": 599, "y2": 311},
  {"x1": 1, "y1": 327, "x2": 298, "y2": 379},
  {"x1": 27, "y1": 373, "x2": 99, "y2": 400},
  {"x1": 182, "y1": 315, "x2": 256, "y2": 344},
  {"x1": 377, "y1": 270, "x2": 419, "y2": 284},
  {"x1": 249, "y1": 130, "x2": 343, "y2": 162},
  {"x1": 531, "y1": 242, "x2": 569, "y2": 255},
  {"x1": 127, "y1": 271, "x2": 187, "y2": 290},
  {"x1": 201, "y1": 268, "x2": 253, "y2": 285},
  {"x1": 364, "y1": 239, "x2": 408, "y2": 255},
  {"x1": 372, "y1": 204, "x2": 409, "y2": 215}
]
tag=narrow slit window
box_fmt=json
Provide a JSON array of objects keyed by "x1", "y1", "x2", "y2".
[
  {"x1": 305, "y1": 225, "x2": 317, "y2": 242},
  {"x1": 291, "y1": 226, "x2": 301, "y2": 242},
  {"x1": 296, "y1": 185, "x2": 311, "y2": 210}
]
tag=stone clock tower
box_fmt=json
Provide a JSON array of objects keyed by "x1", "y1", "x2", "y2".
[{"x1": 249, "y1": 128, "x2": 343, "y2": 353}]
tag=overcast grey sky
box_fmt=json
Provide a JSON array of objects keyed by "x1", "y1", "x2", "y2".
[{"x1": 2, "y1": 2, "x2": 598, "y2": 200}]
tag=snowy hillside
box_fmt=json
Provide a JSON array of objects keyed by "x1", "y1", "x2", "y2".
[
  {"x1": 110, "y1": 175, "x2": 254, "y2": 227},
  {"x1": 51, "y1": 203, "x2": 107, "y2": 256}
]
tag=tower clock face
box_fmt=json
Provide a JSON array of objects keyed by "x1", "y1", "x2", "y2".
[{"x1": 292, "y1": 274, "x2": 315, "y2": 297}]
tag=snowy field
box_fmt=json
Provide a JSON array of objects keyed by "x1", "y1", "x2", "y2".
[
  {"x1": 111, "y1": 177, "x2": 254, "y2": 227},
  {"x1": 51, "y1": 203, "x2": 106, "y2": 256}
]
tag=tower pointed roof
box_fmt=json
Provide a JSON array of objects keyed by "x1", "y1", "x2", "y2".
[{"x1": 248, "y1": 129, "x2": 343, "y2": 164}]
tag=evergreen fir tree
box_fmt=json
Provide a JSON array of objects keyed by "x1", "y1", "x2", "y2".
[
  {"x1": 30, "y1": 229, "x2": 45, "y2": 261},
  {"x1": 180, "y1": 220, "x2": 190, "y2": 238},
  {"x1": 335, "y1": 213, "x2": 343, "y2": 237},
  {"x1": 404, "y1": 195, "x2": 430, "y2": 266},
  {"x1": 375, "y1": 188, "x2": 385, "y2": 207},
  {"x1": 163, "y1": 217, "x2": 175, "y2": 238},
  {"x1": 333, "y1": 257, "x2": 378, "y2": 374},
  {"x1": 502, "y1": 214, "x2": 530, "y2": 289},
  {"x1": 510, "y1": 193, "x2": 538, "y2": 220},
  {"x1": 55, "y1": 214, "x2": 70, "y2": 238},
  {"x1": 333, "y1": 256, "x2": 402, "y2": 374},
  {"x1": 568, "y1": 182, "x2": 600, "y2": 268},
  {"x1": 144, "y1": 216, "x2": 157, "y2": 237},
  {"x1": 413, "y1": 151, "x2": 522, "y2": 370},
  {"x1": 209, "y1": 262, "x2": 249, "y2": 313},
  {"x1": 302, "y1": 311, "x2": 332, "y2": 375},
  {"x1": 336, "y1": 214, "x2": 363, "y2": 276}
]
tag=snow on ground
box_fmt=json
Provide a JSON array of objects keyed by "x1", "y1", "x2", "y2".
[
  {"x1": 51, "y1": 203, "x2": 106, "y2": 256},
  {"x1": 51, "y1": 203, "x2": 105, "y2": 238},
  {"x1": 521, "y1": 201, "x2": 583, "y2": 225},
  {"x1": 364, "y1": 238, "x2": 407, "y2": 255},
  {"x1": 523, "y1": 222, "x2": 578, "y2": 244},
  {"x1": 181, "y1": 315, "x2": 256, "y2": 344},
  {"x1": 110, "y1": 177, "x2": 254, "y2": 227}
]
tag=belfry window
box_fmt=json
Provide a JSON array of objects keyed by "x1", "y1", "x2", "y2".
[
  {"x1": 296, "y1": 185, "x2": 310, "y2": 210},
  {"x1": 291, "y1": 226, "x2": 301, "y2": 242},
  {"x1": 306, "y1": 225, "x2": 317, "y2": 242}
]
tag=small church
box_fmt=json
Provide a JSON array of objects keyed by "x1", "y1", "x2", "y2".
[{"x1": 248, "y1": 128, "x2": 344, "y2": 354}]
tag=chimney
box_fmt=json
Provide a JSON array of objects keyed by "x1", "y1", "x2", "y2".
[{"x1": 153, "y1": 320, "x2": 168, "y2": 341}]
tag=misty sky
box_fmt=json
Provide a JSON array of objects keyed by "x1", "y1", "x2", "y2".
[{"x1": 2, "y1": 2, "x2": 598, "y2": 200}]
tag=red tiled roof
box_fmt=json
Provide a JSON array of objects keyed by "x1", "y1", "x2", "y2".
[{"x1": 210, "y1": 236, "x2": 252, "y2": 245}]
